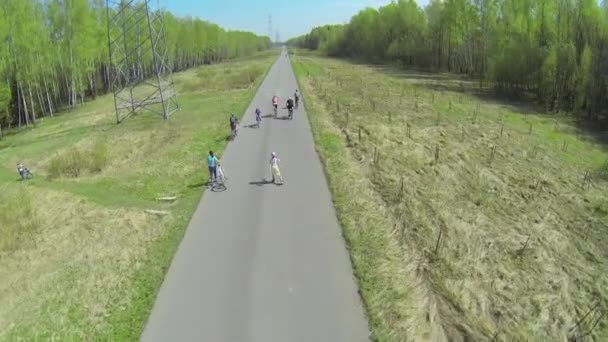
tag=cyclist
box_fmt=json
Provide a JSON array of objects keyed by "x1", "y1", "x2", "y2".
[
  {"x1": 270, "y1": 152, "x2": 284, "y2": 184},
  {"x1": 229, "y1": 113, "x2": 239, "y2": 138},
  {"x1": 286, "y1": 97, "x2": 294, "y2": 119},
  {"x1": 294, "y1": 90, "x2": 300, "y2": 108},
  {"x1": 255, "y1": 108, "x2": 262, "y2": 128},
  {"x1": 207, "y1": 151, "x2": 219, "y2": 183},
  {"x1": 272, "y1": 95, "x2": 278, "y2": 117},
  {"x1": 17, "y1": 162, "x2": 25, "y2": 180}
]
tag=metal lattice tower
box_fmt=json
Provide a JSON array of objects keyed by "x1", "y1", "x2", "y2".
[
  {"x1": 268, "y1": 15, "x2": 273, "y2": 42},
  {"x1": 106, "y1": 0, "x2": 179, "y2": 123}
]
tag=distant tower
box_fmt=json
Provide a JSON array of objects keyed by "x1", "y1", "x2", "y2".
[
  {"x1": 268, "y1": 15, "x2": 273, "y2": 42},
  {"x1": 105, "y1": 0, "x2": 179, "y2": 123}
]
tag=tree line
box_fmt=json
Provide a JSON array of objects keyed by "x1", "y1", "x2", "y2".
[
  {"x1": 0, "y1": 0, "x2": 271, "y2": 130},
  {"x1": 288, "y1": 0, "x2": 608, "y2": 120}
]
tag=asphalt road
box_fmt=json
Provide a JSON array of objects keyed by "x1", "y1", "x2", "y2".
[{"x1": 141, "y1": 50, "x2": 370, "y2": 342}]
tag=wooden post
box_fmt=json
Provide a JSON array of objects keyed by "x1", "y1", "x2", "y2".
[
  {"x1": 562, "y1": 140, "x2": 568, "y2": 152},
  {"x1": 388, "y1": 111, "x2": 392, "y2": 123},
  {"x1": 358, "y1": 126, "x2": 361, "y2": 142},
  {"x1": 373, "y1": 146, "x2": 377, "y2": 163},
  {"x1": 346, "y1": 111, "x2": 350, "y2": 127},
  {"x1": 449, "y1": 100, "x2": 452, "y2": 110},
  {"x1": 489, "y1": 146, "x2": 497, "y2": 165},
  {"x1": 399, "y1": 176, "x2": 404, "y2": 197},
  {"x1": 582, "y1": 170, "x2": 590, "y2": 189},
  {"x1": 529, "y1": 123, "x2": 533, "y2": 134},
  {"x1": 435, "y1": 145, "x2": 439, "y2": 163},
  {"x1": 434, "y1": 228, "x2": 443, "y2": 254},
  {"x1": 500, "y1": 123, "x2": 504, "y2": 137},
  {"x1": 432, "y1": 92, "x2": 435, "y2": 103},
  {"x1": 337, "y1": 100, "x2": 340, "y2": 112},
  {"x1": 407, "y1": 123, "x2": 411, "y2": 139},
  {"x1": 436, "y1": 112, "x2": 441, "y2": 125},
  {"x1": 461, "y1": 126, "x2": 465, "y2": 141}
]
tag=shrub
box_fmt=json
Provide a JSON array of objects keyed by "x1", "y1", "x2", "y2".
[
  {"x1": 89, "y1": 140, "x2": 108, "y2": 173},
  {"x1": 47, "y1": 141, "x2": 109, "y2": 179}
]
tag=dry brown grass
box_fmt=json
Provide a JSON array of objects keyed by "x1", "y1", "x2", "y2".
[
  {"x1": 0, "y1": 185, "x2": 167, "y2": 338},
  {"x1": 292, "y1": 54, "x2": 608, "y2": 341},
  {"x1": 0, "y1": 51, "x2": 277, "y2": 339}
]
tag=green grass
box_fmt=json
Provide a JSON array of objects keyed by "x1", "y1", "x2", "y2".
[
  {"x1": 291, "y1": 52, "x2": 608, "y2": 341},
  {"x1": 0, "y1": 50, "x2": 277, "y2": 340}
]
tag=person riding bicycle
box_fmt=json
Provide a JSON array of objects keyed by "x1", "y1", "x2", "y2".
[
  {"x1": 272, "y1": 95, "x2": 279, "y2": 116},
  {"x1": 17, "y1": 162, "x2": 25, "y2": 180},
  {"x1": 286, "y1": 97, "x2": 294, "y2": 118},
  {"x1": 229, "y1": 113, "x2": 239, "y2": 137},
  {"x1": 294, "y1": 90, "x2": 300, "y2": 107},
  {"x1": 255, "y1": 108, "x2": 262, "y2": 127}
]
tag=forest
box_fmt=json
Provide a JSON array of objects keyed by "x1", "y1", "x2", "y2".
[
  {"x1": 0, "y1": 0, "x2": 271, "y2": 130},
  {"x1": 288, "y1": 0, "x2": 608, "y2": 121}
]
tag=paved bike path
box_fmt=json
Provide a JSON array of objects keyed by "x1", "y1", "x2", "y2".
[{"x1": 141, "y1": 51, "x2": 370, "y2": 342}]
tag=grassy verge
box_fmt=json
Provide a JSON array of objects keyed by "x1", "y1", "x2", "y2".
[
  {"x1": 291, "y1": 52, "x2": 608, "y2": 341},
  {"x1": 0, "y1": 51, "x2": 277, "y2": 340}
]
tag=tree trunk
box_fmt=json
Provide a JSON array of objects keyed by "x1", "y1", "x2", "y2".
[
  {"x1": 42, "y1": 73, "x2": 54, "y2": 117},
  {"x1": 17, "y1": 84, "x2": 22, "y2": 129},
  {"x1": 28, "y1": 85, "x2": 36, "y2": 124},
  {"x1": 36, "y1": 85, "x2": 45, "y2": 117},
  {"x1": 20, "y1": 85, "x2": 29, "y2": 127}
]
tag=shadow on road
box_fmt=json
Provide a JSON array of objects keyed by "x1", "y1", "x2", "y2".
[
  {"x1": 213, "y1": 135, "x2": 233, "y2": 143},
  {"x1": 189, "y1": 181, "x2": 208, "y2": 188},
  {"x1": 210, "y1": 183, "x2": 227, "y2": 192},
  {"x1": 249, "y1": 178, "x2": 275, "y2": 186}
]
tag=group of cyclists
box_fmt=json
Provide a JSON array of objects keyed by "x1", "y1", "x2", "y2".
[
  {"x1": 211, "y1": 89, "x2": 300, "y2": 186},
  {"x1": 271, "y1": 89, "x2": 299, "y2": 120},
  {"x1": 229, "y1": 89, "x2": 300, "y2": 136}
]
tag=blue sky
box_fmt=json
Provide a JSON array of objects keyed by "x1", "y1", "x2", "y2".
[{"x1": 162, "y1": 0, "x2": 430, "y2": 40}]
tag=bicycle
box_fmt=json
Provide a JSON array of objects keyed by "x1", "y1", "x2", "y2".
[
  {"x1": 17, "y1": 165, "x2": 33, "y2": 181},
  {"x1": 216, "y1": 164, "x2": 227, "y2": 185},
  {"x1": 288, "y1": 107, "x2": 294, "y2": 120},
  {"x1": 230, "y1": 125, "x2": 238, "y2": 140}
]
